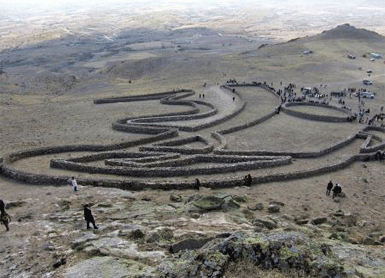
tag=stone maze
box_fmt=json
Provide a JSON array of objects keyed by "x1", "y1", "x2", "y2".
[{"x1": 0, "y1": 82, "x2": 384, "y2": 190}]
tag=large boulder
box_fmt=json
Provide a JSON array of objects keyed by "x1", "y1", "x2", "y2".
[
  {"x1": 233, "y1": 195, "x2": 248, "y2": 203},
  {"x1": 252, "y1": 217, "x2": 277, "y2": 229},
  {"x1": 71, "y1": 233, "x2": 99, "y2": 250},
  {"x1": 169, "y1": 237, "x2": 214, "y2": 253},
  {"x1": 295, "y1": 218, "x2": 309, "y2": 225},
  {"x1": 270, "y1": 201, "x2": 285, "y2": 207},
  {"x1": 222, "y1": 198, "x2": 240, "y2": 210},
  {"x1": 248, "y1": 203, "x2": 264, "y2": 211},
  {"x1": 333, "y1": 209, "x2": 345, "y2": 217},
  {"x1": 170, "y1": 194, "x2": 183, "y2": 202},
  {"x1": 97, "y1": 202, "x2": 113, "y2": 208},
  {"x1": 312, "y1": 217, "x2": 327, "y2": 225},
  {"x1": 192, "y1": 196, "x2": 225, "y2": 211},
  {"x1": 65, "y1": 257, "x2": 155, "y2": 278},
  {"x1": 268, "y1": 204, "x2": 280, "y2": 213}
]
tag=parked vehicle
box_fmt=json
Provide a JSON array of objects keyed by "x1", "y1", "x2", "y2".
[
  {"x1": 363, "y1": 80, "x2": 373, "y2": 85},
  {"x1": 353, "y1": 92, "x2": 375, "y2": 99},
  {"x1": 361, "y1": 92, "x2": 375, "y2": 99}
]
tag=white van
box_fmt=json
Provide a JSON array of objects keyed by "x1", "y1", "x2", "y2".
[{"x1": 361, "y1": 92, "x2": 374, "y2": 99}]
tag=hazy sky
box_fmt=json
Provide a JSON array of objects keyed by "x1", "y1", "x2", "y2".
[
  {"x1": 2, "y1": 0, "x2": 382, "y2": 8},
  {"x1": 2, "y1": 0, "x2": 383, "y2": 15},
  {"x1": 1, "y1": 0, "x2": 385, "y2": 45},
  {"x1": 2, "y1": 0, "x2": 385, "y2": 16}
]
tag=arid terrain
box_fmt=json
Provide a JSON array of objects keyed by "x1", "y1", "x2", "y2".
[{"x1": 1, "y1": 1, "x2": 385, "y2": 277}]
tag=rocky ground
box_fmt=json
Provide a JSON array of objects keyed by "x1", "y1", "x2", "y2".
[
  {"x1": 1, "y1": 163, "x2": 385, "y2": 278},
  {"x1": 1, "y1": 3, "x2": 385, "y2": 277}
]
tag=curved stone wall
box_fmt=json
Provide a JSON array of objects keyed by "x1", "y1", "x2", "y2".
[
  {"x1": 214, "y1": 134, "x2": 358, "y2": 158},
  {"x1": 2, "y1": 129, "x2": 178, "y2": 164},
  {"x1": 218, "y1": 111, "x2": 277, "y2": 135},
  {"x1": 110, "y1": 88, "x2": 246, "y2": 133},
  {"x1": 358, "y1": 126, "x2": 385, "y2": 153},
  {"x1": 93, "y1": 89, "x2": 194, "y2": 104},
  {"x1": 212, "y1": 132, "x2": 227, "y2": 151},
  {"x1": 0, "y1": 149, "x2": 378, "y2": 189},
  {"x1": 104, "y1": 154, "x2": 290, "y2": 168},
  {"x1": 1, "y1": 83, "x2": 384, "y2": 190},
  {"x1": 50, "y1": 155, "x2": 292, "y2": 177},
  {"x1": 281, "y1": 102, "x2": 354, "y2": 123}
]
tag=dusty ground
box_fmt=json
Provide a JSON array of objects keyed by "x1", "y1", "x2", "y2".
[{"x1": 1, "y1": 2, "x2": 385, "y2": 277}]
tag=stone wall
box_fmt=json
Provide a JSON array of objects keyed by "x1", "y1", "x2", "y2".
[
  {"x1": 212, "y1": 132, "x2": 227, "y2": 150},
  {"x1": 0, "y1": 151, "x2": 377, "y2": 190},
  {"x1": 93, "y1": 89, "x2": 194, "y2": 104},
  {"x1": 138, "y1": 135, "x2": 214, "y2": 154},
  {"x1": 129, "y1": 104, "x2": 216, "y2": 123},
  {"x1": 217, "y1": 84, "x2": 279, "y2": 135},
  {"x1": 1, "y1": 85, "x2": 383, "y2": 190},
  {"x1": 281, "y1": 102, "x2": 353, "y2": 122},
  {"x1": 359, "y1": 126, "x2": 385, "y2": 153},
  {"x1": 110, "y1": 87, "x2": 246, "y2": 133},
  {"x1": 105, "y1": 154, "x2": 285, "y2": 168},
  {"x1": 49, "y1": 155, "x2": 292, "y2": 177},
  {"x1": 218, "y1": 111, "x2": 277, "y2": 135},
  {"x1": 2, "y1": 129, "x2": 178, "y2": 164},
  {"x1": 214, "y1": 134, "x2": 357, "y2": 158},
  {"x1": 139, "y1": 144, "x2": 214, "y2": 154},
  {"x1": 204, "y1": 152, "x2": 375, "y2": 189}
]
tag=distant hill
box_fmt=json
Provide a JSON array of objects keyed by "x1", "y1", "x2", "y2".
[{"x1": 315, "y1": 23, "x2": 385, "y2": 41}]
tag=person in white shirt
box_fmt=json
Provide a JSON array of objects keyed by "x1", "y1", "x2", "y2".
[{"x1": 70, "y1": 177, "x2": 79, "y2": 195}]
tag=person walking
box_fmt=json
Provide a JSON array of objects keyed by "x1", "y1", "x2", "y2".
[
  {"x1": 332, "y1": 183, "x2": 342, "y2": 199},
  {"x1": 326, "y1": 181, "x2": 333, "y2": 196},
  {"x1": 0, "y1": 199, "x2": 11, "y2": 231},
  {"x1": 194, "y1": 178, "x2": 200, "y2": 191},
  {"x1": 83, "y1": 204, "x2": 98, "y2": 230},
  {"x1": 70, "y1": 177, "x2": 79, "y2": 196}
]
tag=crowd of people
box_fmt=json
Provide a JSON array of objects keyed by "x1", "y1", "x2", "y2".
[{"x1": 224, "y1": 79, "x2": 385, "y2": 127}]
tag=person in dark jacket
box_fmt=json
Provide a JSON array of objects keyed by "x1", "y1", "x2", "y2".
[
  {"x1": 326, "y1": 181, "x2": 333, "y2": 196},
  {"x1": 83, "y1": 204, "x2": 98, "y2": 230},
  {"x1": 194, "y1": 178, "x2": 200, "y2": 191},
  {"x1": 0, "y1": 199, "x2": 11, "y2": 231},
  {"x1": 332, "y1": 183, "x2": 342, "y2": 199},
  {"x1": 244, "y1": 174, "x2": 252, "y2": 186}
]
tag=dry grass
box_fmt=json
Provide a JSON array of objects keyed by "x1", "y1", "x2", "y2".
[{"x1": 1, "y1": 14, "x2": 385, "y2": 278}]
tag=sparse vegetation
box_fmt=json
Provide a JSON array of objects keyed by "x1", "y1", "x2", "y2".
[
  {"x1": 1, "y1": 2, "x2": 385, "y2": 278},
  {"x1": 225, "y1": 259, "x2": 319, "y2": 278}
]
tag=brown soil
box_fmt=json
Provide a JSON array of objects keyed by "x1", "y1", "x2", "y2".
[{"x1": 1, "y1": 6, "x2": 385, "y2": 276}]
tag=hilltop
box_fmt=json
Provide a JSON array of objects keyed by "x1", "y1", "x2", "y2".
[
  {"x1": 0, "y1": 22, "x2": 385, "y2": 278},
  {"x1": 316, "y1": 23, "x2": 385, "y2": 41}
]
